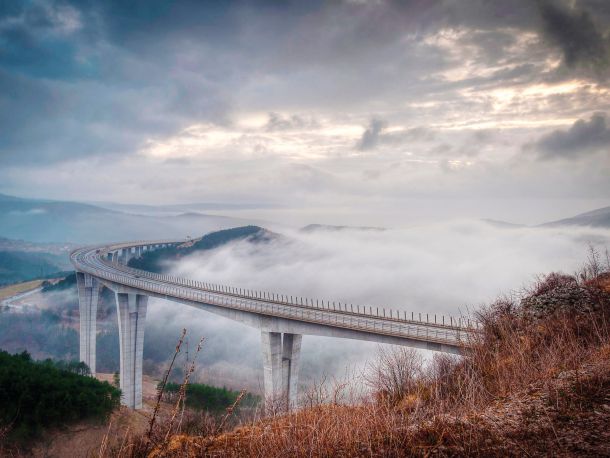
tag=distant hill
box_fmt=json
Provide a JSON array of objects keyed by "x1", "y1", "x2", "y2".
[
  {"x1": 0, "y1": 236, "x2": 73, "y2": 285},
  {"x1": 481, "y1": 219, "x2": 527, "y2": 229},
  {"x1": 89, "y1": 200, "x2": 276, "y2": 217},
  {"x1": 128, "y1": 226, "x2": 279, "y2": 273},
  {"x1": 540, "y1": 206, "x2": 610, "y2": 228},
  {"x1": 0, "y1": 193, "x2": 258, "y2": 244},
  {"x1": 300, "y1": 224, "x2": 385, "y2": 232},
  {"x1": 480, "y1": 207, "x2": 610, "y2": 229},
  {"x1": 0, "y1": 251, "x2": 70, "y2": 286},
  {"x1": 0, "y1": 236, "x2": 74, "y2": 254}
]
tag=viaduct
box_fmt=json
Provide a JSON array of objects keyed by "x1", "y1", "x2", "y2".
[{"x1": 71, "y1": 240, "x2": 477, "y2": 410}]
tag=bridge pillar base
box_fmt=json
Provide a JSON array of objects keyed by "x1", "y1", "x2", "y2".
[
  {"x1": 76, "y1": 272, "x2": 101, "y2": 376},
  {"x1": 116, "y1": 292, "x2": 148, "y2": 410},
  {"x1": 261, "y1": 331, "x2": 302, "y2": 412}
]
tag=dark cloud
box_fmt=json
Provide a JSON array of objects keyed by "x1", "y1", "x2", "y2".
[
  {"x1": 0, "y1": 1, "x2": 233, "y2": 165},
  {"x1": 358, "y1": 118, "x2": 387, "y2": 151},
  {"x1": 0, "y1": 0, "x2": 609, "y2": 209},
  {"x1": 0, "y1": 3, "x2": 94, "y2": 80},
  {"x1": 538, "y1": 1, "x2": 610, "y2": 75},
  {"x1": 533, "y1": 112, "x2": 610, "y2": 160}
]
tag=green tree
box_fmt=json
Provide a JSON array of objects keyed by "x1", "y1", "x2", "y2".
[{"x1": 0, "y1": 350, "x2": 120, "y2": 443}]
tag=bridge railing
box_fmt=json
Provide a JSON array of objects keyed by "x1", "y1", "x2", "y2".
[
  {"x1": 71, "y1": 242, "x2": 481, "y2": 345},
  {"x1": 80, "y1": 258, "x2": 471, "y2": 346},
  {"x1": 108, "y1": 254, "x2": 478, "y2": 332}
]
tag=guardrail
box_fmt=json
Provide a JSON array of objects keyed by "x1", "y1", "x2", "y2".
[{"x1": 71, "y1": 242, "x2": 480, "y2": 347}]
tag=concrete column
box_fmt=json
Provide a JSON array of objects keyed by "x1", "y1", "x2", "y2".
[
  {"x1": 76, "y1": 272, "x2": 101, "y2": 375},
  {"x1": 115, "y1": 292, "x2": 148, "y2": 409},
  {"x1": 282, "y1": 333, "x2": 302, "y2": 408},
  {"x1": 123, "y1": 247, "x2": 132, "y2": 263},
  {"x1": 261, "y1": 331, "x2": 302, "y2": 411}
]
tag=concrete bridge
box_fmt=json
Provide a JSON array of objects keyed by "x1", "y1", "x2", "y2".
[{"x1": 71, "y1": 240, "x2": 478, "y2": 410}]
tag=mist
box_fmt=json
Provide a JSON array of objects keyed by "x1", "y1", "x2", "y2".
[{"x1": 143, "y1": 220, "x2": 610, "y2": 392}]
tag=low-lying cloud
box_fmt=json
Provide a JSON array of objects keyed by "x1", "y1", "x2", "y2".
[{"x1": 145, "y1": 220, "x2": 610, "y2": 392}]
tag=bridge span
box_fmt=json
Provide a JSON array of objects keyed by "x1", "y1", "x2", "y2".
[{"x1": 71, "y1": 240, "x2": 478, "y2": 410}]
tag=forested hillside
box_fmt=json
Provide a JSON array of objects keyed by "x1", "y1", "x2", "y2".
[
  {"x1": 128, "y1": 226, "x2": 275, "y2": 273},
  {"x1": 0, "y1": 351, "x2": 120, "y2": 443},
  {"x1": 162, "y1": 382, "x2": 259, "y2": 414},
  {"x1": 0, "y1": 251, "x2": 69, "y2": 285}
]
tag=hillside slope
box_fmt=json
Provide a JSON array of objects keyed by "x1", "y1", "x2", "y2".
[
  {"x1": 540, "y1": 206, "x2": 610, "y2": 228},
  {"x1": 159, "y1": 356, "x2": 610, "y2": 457},
  {"x1": 131, "y1": 266, "x2": 610, "y2": 457},
  {"x1": 128, "y1": 226, "x2": 278, "y2": 273},
  {"x1": 0, "y1": 250, "x2": 70, "y2": 285}
]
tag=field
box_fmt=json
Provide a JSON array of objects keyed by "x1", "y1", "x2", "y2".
[{"x1": 0, "y1": 279, "x2": 46, "y2": 301}]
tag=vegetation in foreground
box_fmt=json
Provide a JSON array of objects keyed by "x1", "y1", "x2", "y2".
[
  {"x1": 103, "y1": 249, "x2": 610, "y2": 457},
  {"x1": 162, "y1": 382, "x2": 260, "y2": 414},
  {"x1": 0, "y1": 351, "x2": 120, "y2": 444}
]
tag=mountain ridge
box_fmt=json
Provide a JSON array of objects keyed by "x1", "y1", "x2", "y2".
[
  {"x1": 0, "y1": 193, "x2": 259, "y2": 244},
  {"x1": 540, "y1": 206, "x2": 610, "y2": 228}
]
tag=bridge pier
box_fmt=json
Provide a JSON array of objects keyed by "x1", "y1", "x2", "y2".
[
  {"x1": 121, "y1": 248, "x2": 132, "y2": 264},
  {"x1": 115, "y1": 292, "x2": 148, "y2": 409},
  {"x1": 261, "y1": 331, "x2": 302, "y2": 411},
  {"x1": 76, "y1": 272, "x2": 101, "y2": 375}
]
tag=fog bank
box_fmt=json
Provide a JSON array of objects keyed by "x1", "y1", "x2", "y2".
[{"x1": 145, "y1": 220, "x2": 610, "y2": 391}]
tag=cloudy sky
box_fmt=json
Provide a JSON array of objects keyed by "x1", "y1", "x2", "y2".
[{"x1": 1, "y1": 0, "x2": 610, "y2": 226}]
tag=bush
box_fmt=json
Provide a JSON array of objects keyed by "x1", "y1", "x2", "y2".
[
  {"x1": 366, "y1": 346, "x2": 423, "y2": 406},
  {"x1": 0, "y1": 350, "x2": 120, "y2": 442},
  {"x1": 521, "y1": 272, "x2": 601, "y2": 318},
  {"x1": 162, "y1": 382, "x2": 259, "y2": 413}
]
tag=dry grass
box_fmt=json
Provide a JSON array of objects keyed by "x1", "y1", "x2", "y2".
[{"x1": 0, "y1": 279, "x2": 45, "y2": 301}]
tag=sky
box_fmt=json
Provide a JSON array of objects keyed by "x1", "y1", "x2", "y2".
[{"x1": 1, "y1": 0, "x2": 610, "y2": 226}]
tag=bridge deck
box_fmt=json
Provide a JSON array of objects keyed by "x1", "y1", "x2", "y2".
[{"x1": 70, "y1": 241, "x2": 479, "y2": 350}]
